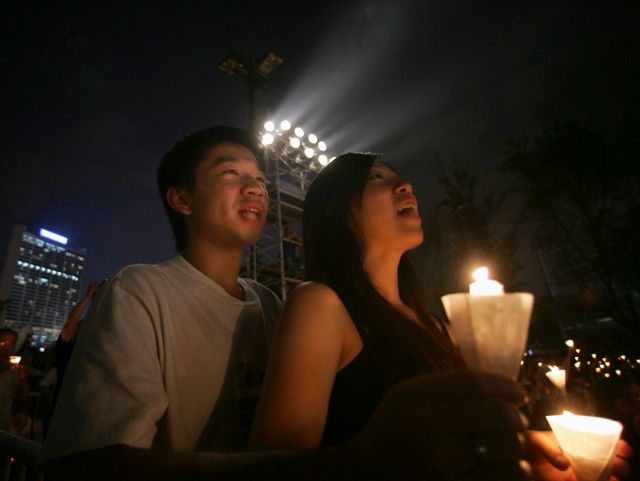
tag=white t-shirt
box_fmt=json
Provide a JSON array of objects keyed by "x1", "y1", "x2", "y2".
[{"x1": 41, "y1": 256, "x2": 281, "y2": 461}]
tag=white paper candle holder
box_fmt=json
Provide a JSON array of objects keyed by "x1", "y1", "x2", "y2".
[
  {"x1": 441, "y1": 292, "x2": 534, "y2": 379},
  {"x1": 547, "y1": 412, "x2": 622, "y2": 481}
]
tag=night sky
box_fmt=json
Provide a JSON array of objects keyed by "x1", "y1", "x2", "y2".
[{"x1": 1, "y1": 1, "x2": 637, "y2": 294}]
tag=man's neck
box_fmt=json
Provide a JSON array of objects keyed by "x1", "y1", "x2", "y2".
[{"x1": 182, "y1": 241, "x2": 245, "y2": 300}]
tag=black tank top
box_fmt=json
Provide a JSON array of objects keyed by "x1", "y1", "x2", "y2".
[
  {"x1": 319, "y1": 317, "x2": 462, "y2": 447},
  {"x1": 320, "y1": 342, "x2": 387, "y2": 447}
]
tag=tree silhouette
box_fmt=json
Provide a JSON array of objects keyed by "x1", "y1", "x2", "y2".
[
  {"x1": 499, "y1": 117, "x2": 640, "y2": 332},
  {"x1": 417, "y1": 166, "x2": 521, "y2": 309}
]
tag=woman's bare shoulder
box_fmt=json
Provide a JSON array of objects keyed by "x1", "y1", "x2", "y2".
[
  {"x1": 287, "y1": 281, "x2": 342, "y2": 304},
  {"x1": 282, "y1": 281, "x2": 351, "y2": 330}
]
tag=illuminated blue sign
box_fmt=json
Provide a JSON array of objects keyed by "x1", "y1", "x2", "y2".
[{"x1": 39, "y1": 228, "x2": 68, "y2": 245}]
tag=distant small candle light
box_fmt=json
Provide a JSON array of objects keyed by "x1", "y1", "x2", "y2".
[{"x1": 546, "y1": 365, "x2": 566, "y2": 392}]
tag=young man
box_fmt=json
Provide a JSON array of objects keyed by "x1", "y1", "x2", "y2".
[{"x1": 41, "y1": 126, "x2": 280, "y2": 458}]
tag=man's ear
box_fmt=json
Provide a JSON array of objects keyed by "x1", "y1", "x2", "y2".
[{"x1": 166, "y1": 187, "x2": 192, "y2": 216}]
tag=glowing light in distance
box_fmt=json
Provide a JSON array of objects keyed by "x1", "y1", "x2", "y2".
[
  {"x1": 318, "y1": 154, "x2": 328, "y2": 166},
  {"x1": 264, "y1": 121, "x2": 275, "y2": 132},
  {"x1": 294, "y1": 127, "x2": 304, "y2": 137},
  {"x1": 39, "y1": 228, "x2": 68, "y2": 245},
  {"x1": 565, "y1": 339, "x2": 574, "y2": 348},
  {"x1": 261, "y1": 133, "x2": 274, "y2": 145},
  {"x1": 615, "y1": 370, "x2": 621, "y2": 375},
  {"x1": 308, "y1": 133, "x2": 318, "y2": 144},
  {"x1": 318, "y1": 141, "x2": 327, "y2": 151},
  {"x1": 304, "y1": 147, "x2": 314, "y2": 158},
  {"x1": 289, "y1": 137, "x2": 301, "y2": 148},
  {"x1": 280, "y1": 120, "x2": 291, "y2": 131}
]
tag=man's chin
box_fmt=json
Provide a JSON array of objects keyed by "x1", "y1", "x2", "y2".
[{"x1": 241, "y1": 231, "x2": 264, "y2": 246}]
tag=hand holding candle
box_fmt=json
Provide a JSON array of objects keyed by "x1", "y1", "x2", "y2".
[
  {"x1": 441, "y1": 267, "x2": 534, "y2": 379},
  {"x1": 547, "y1": 411, "x2": 622, "y2": 481}
]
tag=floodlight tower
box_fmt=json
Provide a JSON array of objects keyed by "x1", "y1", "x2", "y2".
[
  {"x1": 243, "y1": 119, "x2": 333, "y2": 299},
  {"x1": 218, "y1": 50, "x2": 283, "y2": 131}
]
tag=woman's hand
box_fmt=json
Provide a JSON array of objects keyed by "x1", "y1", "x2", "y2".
[
  {"x1": 347, "y1": 370, "x2": 531, "y2": 480},
  {"x1": 525, "y1": 430, "x2": 633, "y2": 481}
]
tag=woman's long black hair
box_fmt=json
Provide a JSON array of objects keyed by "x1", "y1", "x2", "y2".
[{"x1": 303, "y1": 152, "x2": 464, "y2": 386}]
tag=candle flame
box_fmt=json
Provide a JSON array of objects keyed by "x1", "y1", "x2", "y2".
[
  {"x1": 552, "y1": 411, "x2": 623, "y2": 435},
  {"x1": 472, "y1": 267, "x2": 489, "y2": 282},
  {"x1": 548, "y1": 365, "x2": 560, "y2": 372}
]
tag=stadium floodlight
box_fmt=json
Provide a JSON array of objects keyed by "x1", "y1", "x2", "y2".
[
  {"x1": 294, "y1": 127, "x2": 304, "y2": 138},
  {"x1": 308, "y1": 133, "x2": 318, "y2": 144},
  {"x1": 264, "y1": 121, "x2": 275, "y2": 132},
  {"x1": 318, "y1": 141, "x2": 327, "y2": 151},
  {"x1": 304, "y1": 147, "x2": 314, "y2": 158},
  {"x1": 261, "y1": 133, "x2": 275, "y2": 145},
  {"x1": 257, "y1": 51, "x2": 284, "y2": 77},
  {"x1": 318, "y1": 154, "x2": 329, "y2": 166},
  {"x1": 289, "y1": 137, "x2": 301, "y2": 148},
  {"x1": 280, "y1": 120, "x2": 291, "y2": 130}
]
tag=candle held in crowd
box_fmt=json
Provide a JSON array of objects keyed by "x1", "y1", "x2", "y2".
[{"x1": 469, "y1": 267, "x2": 504, "y2": 296}]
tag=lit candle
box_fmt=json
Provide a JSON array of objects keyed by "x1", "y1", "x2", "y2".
[
  {"x1": 469, "y1": 267, "x2": 504, "y2": 296},
  {"x1": 547, "y1": 411, "x2": 622, "y2": 481},
  {"x1": 545, "y1": 365, "x2": 566, "y2": 393},
  {"x1": 441, "y1": 267, "x2": 533, "y2": 380},
  {"x1": 9, "y1": 355, "x2": 21, "y2": 365}
]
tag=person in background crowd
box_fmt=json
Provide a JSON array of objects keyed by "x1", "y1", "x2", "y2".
[
  {"x1": 0, "y1": 328, "x2": 26, "y2": 431},
  {"x1": 51, "y1": 281, "x2": 102, "y2": 410}
]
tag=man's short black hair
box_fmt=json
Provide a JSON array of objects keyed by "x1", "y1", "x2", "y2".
[{"x1": 157, "y1": 126, "x2": 264, "y2": 252}]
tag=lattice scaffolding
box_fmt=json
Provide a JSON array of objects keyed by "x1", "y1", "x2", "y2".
[{"x1": 242, "y1": 120, "x2": 333, "y2": 299}]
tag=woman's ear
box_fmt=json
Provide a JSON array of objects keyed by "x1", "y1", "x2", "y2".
[{"x1": 166, "y1": 186, "x2": 192, "y2": 215}]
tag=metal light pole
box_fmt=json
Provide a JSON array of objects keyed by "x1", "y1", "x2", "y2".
[{"x1": 218, "y1": 50, "x2": 283, "y2": 131}]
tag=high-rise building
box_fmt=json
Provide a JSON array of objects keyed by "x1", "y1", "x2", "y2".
[{"x1": 0, "y1": 225, "x2": 85, "y2": 345}]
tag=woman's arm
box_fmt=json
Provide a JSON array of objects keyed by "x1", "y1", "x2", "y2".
[{"x1": 250, "y1": 282, "x2": 360, "y2": 450}]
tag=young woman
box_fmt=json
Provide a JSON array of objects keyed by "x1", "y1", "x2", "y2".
[
  {"x1": 249, "y1": 152, "x2": 629, "y2": 480},
  {"x1": 250, "y1": 153, "x2": 502, "y2": 446}
]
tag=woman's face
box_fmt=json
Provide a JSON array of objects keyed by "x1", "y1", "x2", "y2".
[{"x1": 350, "y1": 161, "x2": 423, "y2": 253}]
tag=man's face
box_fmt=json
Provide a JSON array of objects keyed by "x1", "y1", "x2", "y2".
[
  {"x1": 0, "y1": 333, "x2": 16, "y2": 356},
  {"x1": 184, "y1": 142, "x2": 268, "y2": 249}
]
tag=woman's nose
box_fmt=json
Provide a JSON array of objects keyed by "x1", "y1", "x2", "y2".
[{"x1": 394, "y1": 180, "x2": 413, "y2": 195}]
